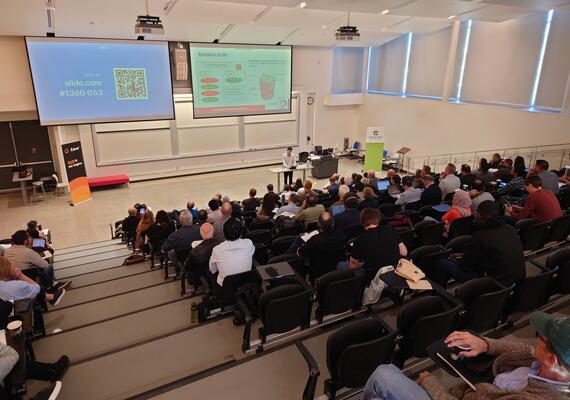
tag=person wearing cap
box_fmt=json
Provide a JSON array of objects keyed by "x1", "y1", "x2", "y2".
[{"x1": 362, "y1": 311, "x2": 570, "y2": 399}]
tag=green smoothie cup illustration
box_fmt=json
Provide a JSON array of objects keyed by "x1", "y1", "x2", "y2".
[{"x1": 259, "y1": 74, "x2": 276, "y2": 100}]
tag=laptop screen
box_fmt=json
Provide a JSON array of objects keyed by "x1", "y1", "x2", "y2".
[
  {"x1": 331, "y1": 204, "x2": 345, "y2": 216},
  {"x1": 377, "y1": 181, "x2": 389, "y2": 191}
]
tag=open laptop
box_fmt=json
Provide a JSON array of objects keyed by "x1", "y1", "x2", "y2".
[
  {"x1": 377, "y1": 180, "x2": 389, "y2": 191},
  {"x1": 387, "y1": 184, "x2": 402, "y2": 195},
  {"x1": 331, "y1": 204, "x2": 345, "y2": 216}
]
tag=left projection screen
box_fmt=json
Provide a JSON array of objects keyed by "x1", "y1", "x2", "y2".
[{"x1": 26, "y1": 37, "x2": 175, "y2": 126}]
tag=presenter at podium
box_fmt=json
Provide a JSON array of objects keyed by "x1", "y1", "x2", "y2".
[{"x1": 282, "y1": 147, "x2": 295, "y2": 185}]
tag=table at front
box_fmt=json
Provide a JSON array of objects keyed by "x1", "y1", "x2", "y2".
[
  {"x1": 11, "y1": 168, "x2": 33, "y2": 206},
  {"x1": 269, "y1": 164, "x2": 312, "y2": 192}
]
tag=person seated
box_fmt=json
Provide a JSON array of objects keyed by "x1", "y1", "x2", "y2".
[
  {"x1": 186, "y1": 200, "x2": 199, "y2": 219},
  {"x1": 334, "y1": 194, "x2": 361, "y2": 230},
  {"x1": 213, "y1": 202, "x2": 233, "y2": 240},
  {"x1": 433, "y1": 200, "x2": 525, "y2": 288},
  {"x1": 381, "y1": 169, "x2": 396, "y2": 181},
  {"x1": 242, "y1": 188, "x2": 260, "y2": 211},
  {"x1": 420, "y1": 175, "x2": 442, "y2": 206},
  {"x1": 496, "y1": 166, "x2": 525, "y2": 197},
  {"x1": 257, "y1": 191, "x2": 278, "y2": 222},
  {"x1": 530, "y1": 159, "x2": 560, "y2": 194},
  {"x1": 297, "y1": 180, "x2": 316, "y2": 203},
  {"x1": 184, "y1": 223, "x2": 222, "y2": 282},
  {"x1": 333, "y1": 185, "x2": 350, "y2": 206},
  {"x1": 412, "y1": 169, "x2": 423, "y2": 189},
  {"x1": 324, "y1": 175, "x2": 340, "y2": 198},
  {"x1": 196, "y1": 209, "x2": 208, "y2": 225},
  {"x1": 292, "y1": 178, "x2": 304, "y2": 192},
  {"x1": 279, "y1": 185, "x2": 295, "y2": 203},
  {"x1": 395, "y1": 176, "x2": 421, "y2": 207},
  {"x1": 264, "y1": 184, "x2": 281, "y2": 206},
  {"x1": 206, "y1": 199, "x2": 224, "y2": 224},
  {"x1": 469, "y1": 180, "x2": 495, "y2": 217},
  {"x1": 221, "y1": 195, "x2": 231, "y2": 204},
  {"x1": 163, "y1": 210, "x2": 201, "y2": 271},
  {"x1": 505, "y1": 175, "x2": 562, "y2": 223},
  {"x1": 4, "y1": 231, "x2": 69, "y2": 292},
  {"x1": 135, "y1": 209, "x2": 154, "y2": 250},
  {"x1": 338, "y1": 208, "x2": 407, "y2": 276},
  {"x1": 441, "y1": 190, "x2": 472, "y2": 233},
  {"x1": 274, "y1": 193, "x2": 300, "y2": 218},
  {"x1": 145, "y1": 210, "x2": 175, "y2": 253},
  {"x1": 26, "y1": 221, "x2": 54, "y2": 255},
  {"x1": 367, "y1": 171, "x2": 379, "y2": 189},
  {"x1": 489, "y1": 152, "x2": 502, "y2": 168},
  {"x1": 420, "y1": 165, "x2": 433, "y2": 178},
  {"x1": 297, "y1": 212, "x2": 346, "y2": 280},
  {"x1": 364, "y1": 312, "x2": 570, "y2": 400},
  {"x1": 476, "y1": 160, "x2": 495, "y2": 185},
  {"x1": 439, "y1": 163, "x2": 461, "y2": 199},
  {"x1": 122, "y1": 207, "x2": 140, "y2": 243},
  {"x1": 459, "y1": 164, "x2": 476, "y2": 189},
  {"x1": 389, "y1": 174, "x2": 403, "y2": 194},
  {"x1": 359, "y1": 187, "x2": 379, "y2": 210},
  {"x1": 209, "y1": 218, "x2": 255, "y2": 291},
  {"x1": 0, "y1": 257, "x2": 66, "y2": 306},
  {"x1": 295, "y1": 193, "x2": 325, "y2": 229},
  {"x1": 496, "y1": 158, "x2": 514, "y2": 181}
]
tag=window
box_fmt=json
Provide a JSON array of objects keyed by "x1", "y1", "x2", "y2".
[
  {"x1": 331, "y1": 47, "x2": 365, "y2": 93},
  {"x1": 368, "y1": 35, "x2": 409, "y2": 93}
]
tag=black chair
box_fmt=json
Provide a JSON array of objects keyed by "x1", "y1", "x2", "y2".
[
  {"x1": 270, "y1": 235, "x2": 297, "y2": 257},
  {"x1": 448, "y1": 216, "x2": 475, "y2": 239},
  {"x1": 419, "y1": 205, "x2": 446, "y2": 221},
  {"x1": 245, "y1": 229, "x2": 272, "y2": 247},
  {"x1": 397, "y1": 228, "x2": 417, "y2": 252},
  {"x1": 510, "y1": 266, "x2": 558, "y2": 313},
  {"x1": 454, "y1": 278, "x2": 513, "y2": 332},
  {"x1": 253, "y1": 243, "x2": 268, "y2": 265},
  {"x1": 404, "y1": 200, "x2": 422, "y2": 212},
  {"x1": 299, "y1": 151, "x2": 309, "y2": 163},
  {"x1": 445, "y1": 235, "x2": 473, "y2": 264},
  {"x1": 306, "y1": 221, "x2": 319, "y2": 232},
  {"x1": 248, "y1": 220, "x2": 274, "y2": 231},
  {"x1": 414, "y1": 220, "x2": 444, "y2": 245},
  {"x1": 315, "y1": 270, "x2": 363, "y2": 323},
  {"x1": 275, "y1": 223, "x2": 303, "y2": 238},
  {"x1": 324, "y1": 318, "x2": 396, "y2": 400},
  {"x1": 516, "y1": 219, "x2": 550, "y2": 252},
  {"x1": 542, "y1": 247, "x2": 570, "y2": 295},
  {"x1": 255, "y1": 283, "x2": 312, "y2": 348},
  {"x1": 545, "y1": 215, "x2": 570, "y2": 244},
  {"x1": 409, "y1": 245, "x2": 451, "y2": 282},
  {"x1": 343, "y1": 224, "x2": 364, "y2": 240},
  {"x1": 395, "y1": 210, "x2": 422, "y2": 225},
  {"x1": 378, "y1": 203, "x2": 400, "y2": 217},
  {"x1": 395, "y1": 296, "x2": 461, "y2": 366},
  {"x1": 203, "y1": 269, "x2": 260, "y2": 315}
]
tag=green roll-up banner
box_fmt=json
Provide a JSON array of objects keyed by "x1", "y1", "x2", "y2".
[{"x1": 364, "y1": 127, "x2": 385, "y2": 172}]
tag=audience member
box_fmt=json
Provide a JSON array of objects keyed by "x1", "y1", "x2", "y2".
[
  {"x1": 420, "y1": 175, "x2": 442, "y2": 206},
  {"x1": 27, "y1": 221, "x2": 53, "y2": 255},
  {"x1": 264, "y1": 184, "x2": 281, "y2": 205},
  {"x1": 196, "y1": 209, "x2": 208, "y2": 225},
  {"x1": 187, "y1": 223, "x2": 221, "y2": 268},
  {"x1": 295, "y1": 192, "x2": 325, "y2": 229},
  {"x1": 334, "y1": 194, "x2": 361, "y2": 230},
  {"x1": 209, "y1": 218, "x2": 254, "y2": 287},
  {"x1": 292, "y1": 178, "x2": 303, "y2": 192},
  {"x1": 297, "y1": 180, "x2": 315, "y2": 203},
  {"x1": 367, "y1": 171, "x2": 378, "y2": 188},
  {"x1": 122, "y1": 207, "x2": 139, "y2": 242},
  {"x1": 258, "y1": 190, "x2": 278, "y2": 221},
  {"x1": 363, "y1": 313, "x2": 570, "y2": 400},
  {"x1": 242, "y1": 188, "x2": 260, "y2": 211},
  {"x1": 0, "y1": 257, "x2": 65, "y2": 306},
  {"x1": 514, "y1": 155, "x2": 527, "y2": 177},
  {"x1": 280, "y1": 185, "x2": 295, "y2": 202},
  {"x1": 145, "y1": 210, "x2": 176, "y2": 253},
  {"x1": 433, "y1": 200, "x2": 524, "y2": 288},
  {"x1": 490, "y1": 152, "x2": 502, "y2": 168},
  {"x1": 506, "y1": 175, "x2": 562, "y2": 223},
  {"x1": 477, "y1": 160, "x2": 495, "y2": 185},
  {"x1": 532, "y1": 159, "x2": 560, "y2": 194},
  {"x1": 163, "y1": 210, "x2": 201, "y2": 270},
  {"x1": 420, "y1": 165, "x2": 432, "y2": 178},
  {"x1": 334, "y1": 185, "x2": 350, "y2": 206},
  {"x1": 297, "y1": 212, "x2": 346, "y2": 279},
  {"x1": 439, "y1": 164, "x2": 461, "y2": 199},
  {"x1": 338, "y1": 208, "x2": 406, "y2": 276},
  {"x1": 135, "y1": 209, "x2": 154, "y2": 250},
  {"x1": 274, "y1": 193, "x2": 300, "y2": 217},
  {"x1": 496, "y1": 158, "x2": 514, "y2": 181},
  {"x1": 389, "y1": 174, "x2": 403, "y2": 194},
  {"x1": 441, "y1": 190, "x2": 472, "y2": 232},
  {"x1": 4, "y1": 231, "x2": 69, "y2": 291},
  {"x1": 325, "y1": 175, "x2": 340, "y2": 197},
  {"x1": 213, "y1": 202, "x2": 233, "y2": 240},
  {"x1": 221, "y1": 195, "x2": 231, "y2": 204},
  {"x1": 459, "y1": 164, "x2": 476, "y2": 189},
  {"x1": 496, "y1": 166, "x2": 525, "y2": 197},
  {"x1": 186, "y1": 200, "x2": 199, "y2": 219},
  {"x1": 382, "y1": 169, "x2": 396, "y2": 181},
  {"x1": 469, "y1": 180, "x2": 495, "y2": 217},
  {"x1": 359, "y1": 187, "x2": 379, "y2": 210},
  {"x1": 395, "y1": 176, "x2": 421, "y2": 207},
  {"x1": 206, "y1": 199, "x2": 223, "y2": 224}
]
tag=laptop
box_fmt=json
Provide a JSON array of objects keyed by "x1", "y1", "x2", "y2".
[
  {"x1": 32, "y1": 238, "x2": 46, "y2": 248},
  {"x1": 432, "y1": 204, "x2": 451, "y2": 213},
  {"x1": 377, "y1": 180, "x2": 389, "y2": 191},
  {"x1": 331, "y1": 204, "x2": 345, "y2": 216},
  {"x1": 387, "y1": 184, "x2": 402, "y2": 195}
]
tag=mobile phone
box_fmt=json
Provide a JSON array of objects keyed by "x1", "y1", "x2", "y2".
[{"x1": 139, "y1": 208, "x2": 146, "y2": 215}]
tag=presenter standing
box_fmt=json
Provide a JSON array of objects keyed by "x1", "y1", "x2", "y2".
[{"x1": 282, "y1": 147, "x2": 295, "y2": 185}]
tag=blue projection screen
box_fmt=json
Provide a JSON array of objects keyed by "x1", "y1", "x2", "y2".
[{"x1": 26, "y1": 37, "x2": 174, "y2": 126}]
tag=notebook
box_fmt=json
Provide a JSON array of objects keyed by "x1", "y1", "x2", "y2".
[
  {"x1": 300, "y1": 230, "x2": 319, "y2": 242},
  {"x1": 433, "y1": 204, "x2": 451, "y2": 213}
]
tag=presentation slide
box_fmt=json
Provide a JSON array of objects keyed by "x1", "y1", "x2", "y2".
[
  {"x1": 189, "y1": 43, "x2": 292, "y2": 118},
  {"x1": 26, "y1": 37, "x2": 175, "y2": 126}
]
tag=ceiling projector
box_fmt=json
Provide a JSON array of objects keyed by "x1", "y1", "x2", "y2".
[
  {"x1": 135, "y1": 15, "x2": 164, "y2": 35},
  {"x1": 335, "y1": 25, "x2": 360, "y2": 41}
]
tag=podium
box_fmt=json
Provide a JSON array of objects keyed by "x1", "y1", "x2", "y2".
[{"x1": 395, "y1": 147, "x2": 411, "y2": 173}]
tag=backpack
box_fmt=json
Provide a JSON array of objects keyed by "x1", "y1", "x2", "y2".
[
  {"x1": 122, "y1": 254, "x2": 145, "y2": 265},
  {"x1": 233, "y1": 282, "x2": 262, "y2": 325}
]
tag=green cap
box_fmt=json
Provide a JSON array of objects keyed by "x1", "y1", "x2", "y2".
[{"x1": 530, "y1": 312, "x2": 570, "y2": 366}]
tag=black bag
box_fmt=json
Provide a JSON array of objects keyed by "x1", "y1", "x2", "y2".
[
  {"x1": 233, "y1": 282, "x2": 262, "y2": 325},
  {"x1": 122, "y1": 254, "x2": 145, "y2": 265}
]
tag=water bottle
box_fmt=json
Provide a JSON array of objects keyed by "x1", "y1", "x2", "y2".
[{"x1": 191, "y1": 302, "x2": 198, "y2": 323}]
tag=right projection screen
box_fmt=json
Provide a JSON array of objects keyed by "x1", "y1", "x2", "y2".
[{"x1": 189, "y1": 43, "x2": 292, "y2": 118}]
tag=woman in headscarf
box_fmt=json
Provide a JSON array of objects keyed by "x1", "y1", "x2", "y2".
[{"x1": 442, "y1": 190, "x2": 472, "y2": 232}]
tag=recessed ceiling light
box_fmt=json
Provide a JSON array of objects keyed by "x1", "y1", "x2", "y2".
[
  {"x1": 447, "y1": 15, "x2": 456, "y2": 20},
  {"x1": 299, "y1": 2, "x2": 307, "y2": 8},
  {"x1": 381, "y1": 9, "x2": 390, "y2": 15},
  {"x1": 321, "y1": 24, "x2": 327, "y2": 29},
  {"x1": 381, "y1": 28, "x2": 386, "y2": 32}
]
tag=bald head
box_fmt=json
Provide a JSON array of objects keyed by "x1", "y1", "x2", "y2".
[
  {"x1": 387, "y1": 169, "x2": 396, "y2": 178},
  {"x1": 128, "y1": 207, "x2": 137, "y2": 216},
  {"x1": 368, "y1": 170, "x2": 376, "y2": 178},
  {"x1": 221, "y1": 202, "x2": 232, "y2": 216},
  {"x1": 200, "y1": 223, "x2": 214, "y2": 240},
  {"x1": 318, "y1": 211, "x2": 334, "y2": 232}
]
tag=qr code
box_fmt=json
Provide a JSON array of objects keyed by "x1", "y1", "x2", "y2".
[{"x1": 113, "y1": 68, "x2": 148, "y2": 100}]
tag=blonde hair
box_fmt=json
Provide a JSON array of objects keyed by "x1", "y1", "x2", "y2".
[
  {"x1": 140, "y1": 210, "x2": 155, "y2": 225},
  {"x1": 0, "y1": 257, "x2": 16, "y2": 281},
  {"x1": 304, "y1": 180, "x2": 313, "y2": 190}
]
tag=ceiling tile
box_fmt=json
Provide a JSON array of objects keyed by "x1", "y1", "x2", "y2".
[
  {"x1": 349, "y1": 12, "x2": 410, "y2": 31},
  {"x1": 387, "y1": 16, "x2": 452, "y2": 33},
  {"x1": 459, "y1": 4, "x2": 535, "y2": 22},
  {"x1": 255, "y1": 7, "x2": 345, "y2": 28},
  {"x1": 389, "y1": 0, "x2": 487, "y2": 19},
  {"x1": 221, "y1": 24, "x2": 295, "y2": 43},
  {"x1": 479, "y1": 0, "x2": 570, "y2": 11}
]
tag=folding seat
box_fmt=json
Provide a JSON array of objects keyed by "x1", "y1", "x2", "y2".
[
  {"x1": 515, "y1": 218, "x2": 549, "y2": 252},
  {"x1": 253, "y1": 243, "x2": 268, "y2": 265},
  {"x1": 414, "y1": 220, "x2": 444, "y2": 245},
  {"x1": 404, "y1": 200, "x2": 422, "y2": 211},
  {"x1": 378, "y1": 203, "x2": 400, "y2": 217},
  {"x1": 396, "y1": 228, "x2": 417, "y2": 252},
  {"x1": 343, "y1": 224, "x2": 364, "y2": 240},
  {"x1": 545, "y1": 215, "x2": 570, "y2": 244},
  {"x1": 270, "y1": 235, "x2": 297, "y2": 257},
  {"x1": 409, "y1": 245, "x2": 451, "y2": 282},
  {"x1": 275, "y1": 223, "x2": 303, "y2": 238},
  {"x1": 448, "y1": 216, "x2": 475, "y2": 240},
  {"x1": 315, "y1": 270, "x2": 364, "y2": 323},
  {"x1": 245, "y1": 229, "x2": 272, "y2": 247},
  {"x1": 509, "y1": 266, "x2": 558, "y2": 313},
  {"x1": 454, "y1": 277, "x2": 513, "y2": 332},
  {"x1": 248, "y1": 219, "x2": 274, "y2": 231},
  {"x1": 541, "y1": 247, "x2": 570, "y2": 295}
]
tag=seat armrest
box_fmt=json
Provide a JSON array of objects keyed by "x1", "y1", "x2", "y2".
[
  {"x1": 237, "y1": 298, "x2": 252, "y2": 352},
  {"x1": 296, "y1": 342, "x2": 320, "y2": 400}
]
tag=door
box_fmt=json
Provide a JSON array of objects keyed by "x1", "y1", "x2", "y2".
[
  {"x1": 0, "y1": 123, "x2": 18, "y2": 190},
  {"x1": 11, "y1": 121, "x2": 54, "y2": 180}
]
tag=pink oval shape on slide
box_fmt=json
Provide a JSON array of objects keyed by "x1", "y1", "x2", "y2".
[
  {"x1": 200, "y1": 78, "x2": 219, "y2": 83},
  {"x1": 202, "y1": 90, "x2": 219, "y2": 96}
]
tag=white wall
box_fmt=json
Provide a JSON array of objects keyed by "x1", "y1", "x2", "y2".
[
  {"x1": 358, "y1": 94, "x2": 570, "y2": 157},
  {"x1": 0, "y1": 37, "x2": 36, "y2": 115}
]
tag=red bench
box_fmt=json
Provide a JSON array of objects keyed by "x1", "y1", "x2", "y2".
[{"x1": 88, "y1": 174, "x2": 130, "y2": 188}]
